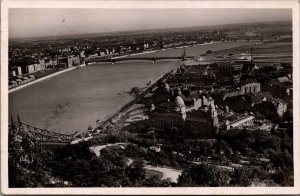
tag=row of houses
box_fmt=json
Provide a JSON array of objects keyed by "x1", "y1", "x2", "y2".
[
  {"x1": 214, "y1": 78, "x2": 261, "y2": 100},
  {"x1": 9, "y1": 55, "x2": 81, "y2": 77},
  {"x1": 9, "y1": 66, "x2": 23, "y2": 76},
  {"x1": 26, "y1": 59, "x2": 55, "y2": 74}
]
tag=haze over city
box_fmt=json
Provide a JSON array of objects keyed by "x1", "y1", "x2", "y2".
[{"x1": 9, "y1": 8, "x2": 291, "y2": 38}]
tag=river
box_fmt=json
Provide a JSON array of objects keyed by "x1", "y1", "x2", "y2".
[{"x1": 9, "y1": 41, "x2": 255, "y2": 134}]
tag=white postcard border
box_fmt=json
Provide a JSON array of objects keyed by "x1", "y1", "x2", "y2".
[{"x1": 1, "y1": 0, "x2": 299, "y2": 195}]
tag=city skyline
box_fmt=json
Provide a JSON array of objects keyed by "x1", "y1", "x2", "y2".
[{"x1": 9, "y1": 8, "x2": 292, "y2": 38}]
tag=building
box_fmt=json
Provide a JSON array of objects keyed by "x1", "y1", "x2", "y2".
[
  {"x1": 232, "y1": 64, "x2": 244, "y2": 71},
  {"x1": 149, "y1": 106, "x2": 219, "y2": 138},
  {"x1": 165, "y1": 64, "x2": 217, "y2": 88},
  {"x1": 242, "y1": 63, "x2": 258, "y2": 72},
  {"x1": 263, "y1": 83, "x2": 292, "y2": 103},
  {"x1": 167, "y1": 73, "x2": 216, "y2": 88},
  {"x1": 9, "y1": 66, "x2": 22, "y2": 76},
  {"x1": 26, "y1": 64, "x2": 35, "y2": 74},
  {"x1": 9, "y1": 70, "x2": 16, "y2": 77},
  {"x1": 240, "y1": 78, "x2": 261, "y2": 95},
  {"x1": 254, "y1": 98, "x2": 287, "y2": 118},
  {"x1": 269, "y1": 76, "x2": 292, "y2": 87},
  {"x1": 34, "y1": 64, "x2": 42, "y2": 71},
  {"x1": 57, "y1": 55, "x2": 80, "y2": 68},
  {"x1": 213, "y1": 78, "x2": 261, "y2": 102},
  {"x1": 17, "y1": 67, "x2": 22, "y2": 75},
  {"x1": 38, "y1": 59, "x2": 46, "y2": 70},
  {"x1": 44, "y1": 59, "x2": 53, "y2": 69},
  {"x1": 212, "y1": 91, "x2": 274, "y2": 113},
  {"x1": 220, "y1": 112, "x2": 255, "y2": 130},
  {"x1": 69, "y1": 55, "x2": 80, "y2": 66},
  {"x1": 148, "y1": 92, "x2": 219, "y2": 138},
  {"x1": 52, "y1": 59, "x2": 58, "y2": 66}
]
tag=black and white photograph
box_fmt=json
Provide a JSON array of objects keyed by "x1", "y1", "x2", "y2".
[{"x1": 1, "y1": 0, "x2": 299, "y2": 195}]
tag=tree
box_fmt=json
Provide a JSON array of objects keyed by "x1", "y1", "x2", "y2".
[
  {"x1": 178, "y1": 164, "x2": 230, "y2": 186},
  {"x1": 231, "y1": 153, "x2": 240, "y2": 164},
  {"x1": 8, "y1": 127, "x2": 55, "y2": 187},
  {"x1": 272, "y1": 170, "x2": 286, "y2": 184},
  {"x1": 231, "y1": 167, "x2": 253, "y2": 186},
  {"x1": 125, "y1": 158, "x2": 146, "y2": 186}
]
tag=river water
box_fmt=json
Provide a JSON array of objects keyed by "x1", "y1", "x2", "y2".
[{"x1": 9, "y1": 41, "x2": 254, "y2": 134}]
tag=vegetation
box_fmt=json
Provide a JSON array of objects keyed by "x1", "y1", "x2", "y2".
[
  {"x1": 9, "y1": 120, "x2": 293, "y2": 187},
  {"x1": 8, "y1": 126, "x2": 55, "y2": 187},
  {"x1": 178, "y1": 164, "x2": 230, "y2": 186}
]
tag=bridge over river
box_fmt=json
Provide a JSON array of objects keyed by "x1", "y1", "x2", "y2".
[
  {"x1": 9, "y1": 116, "x2": 73, "y2": 145},
  {"x1": 85, "y1": 48, "x2": 192, "y2": 64},
  {"x1": 85, "y1": 46, "x2": 292, "y2": 65},
  {"x1": 85, "y1": 56, "x2": 195, "y2": 64}
]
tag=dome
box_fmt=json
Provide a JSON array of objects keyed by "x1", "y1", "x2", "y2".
[{"x1": 175, "y1": 96, "x2": 185, "y2": 108}]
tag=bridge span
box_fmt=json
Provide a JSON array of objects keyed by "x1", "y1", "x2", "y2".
[
  {"x1": 85, "y1": 47, "x2": 191, "y2": 64},
  {"x1": 85, "y1": 56, "x2": 194, "y2": 64},
  {"x1": 9, "y1": 116, "x2": 73, "y2": 145}
]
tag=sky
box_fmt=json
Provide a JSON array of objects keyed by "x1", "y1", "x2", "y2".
[{"x1": 9, "y1": 8, "x2": 292, "y2": 38}]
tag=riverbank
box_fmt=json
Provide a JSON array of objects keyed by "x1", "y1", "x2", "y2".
[
  {"x1": 10, "y1": 41, "x2": 264, "y2": 133},
  {"x1": 96, "y1": 68, "x2": 174, "y2": 131},
  {"x1": 9, "y1": 65, "x2": 85, "y2": 94},
  {"x1": 9, "y1": 40, "x2": 259, "y2": 95},
  {"x1": 71, "y1": 41, "x2": 264, "y2": 137}
]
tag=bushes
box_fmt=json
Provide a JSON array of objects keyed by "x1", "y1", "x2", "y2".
[
  {"x1": 54, "y1": 143, "x2": 94, "y2": 161},
  {"x1": 9, "y1": 123, "x2": 294, "y2": 187},
  {"x1": 269, "y1": 148, "x2": 293, "y2": 170},
  {"x1": 101, "y1": 131, "x2": 130, "y2": 144},
  {"x1": 231, "y1": 167, "x2": 253, "y2": 186},
  {"x1": 272, "y1": 169, "x2": 294, "y2": 186},
  {"x1": 9, "y1": 128, "x2": 55, "y2": 187},
  {"x1": 51, "y1": 143, "x2": 129, "y2": 186},
  {"x1": 178, "y1": 164, "x2": 230, "y2": 186},
  {"x1": 219, "y1": 129, "x2": 282, "y2": 154},
  {"x1": 50, "y1": 141, "x2": 176, "y2": 187}
]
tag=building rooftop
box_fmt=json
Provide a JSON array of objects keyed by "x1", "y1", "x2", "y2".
[
  {"x1": 241, "y1": 78, "x2": 259, "y2": 85},
  {"x1": 277, "y1": 76, "x2": 290, "y2": 83},
  {"x1": 250, "y1": 92, "x2": 273, "y2": 104}
]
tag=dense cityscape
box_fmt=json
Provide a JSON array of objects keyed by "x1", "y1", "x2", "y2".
[
  {"x1": 9, "y1": 19, "x2": 293, "y2": 188},
  {"x1": 8, "y1": 21, "x2": 291, "y2": 89}
]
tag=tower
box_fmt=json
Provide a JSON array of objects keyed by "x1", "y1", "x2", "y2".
[
  {"x1": 182, "y1": 47, "x2": 187, "y2": 61},
  {"x1": 208, "y1": 102, "x2": 219, "y2": 133}
]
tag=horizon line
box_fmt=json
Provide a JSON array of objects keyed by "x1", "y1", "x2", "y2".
[{"x1": 9, "y1": 19, "x2": 291, "y2": 40}]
